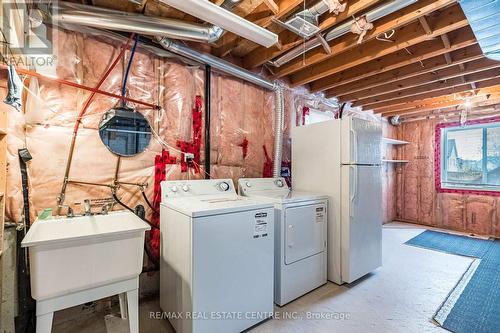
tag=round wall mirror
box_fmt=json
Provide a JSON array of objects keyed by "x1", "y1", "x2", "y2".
[{"x1": 99, "y1": 106, "x2": 152, "y2": 157}]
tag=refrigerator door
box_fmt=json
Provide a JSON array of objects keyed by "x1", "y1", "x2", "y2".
[
  {"x1": 341, "y1": 117, "x2": 382, "y2": 165},
  {"x1": 341, "y1": 165, "x2": 382, "y2": 283}
]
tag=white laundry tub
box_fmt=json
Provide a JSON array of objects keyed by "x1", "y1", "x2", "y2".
[{"x1": 21, "y1": 211, "x2": 150, "y2": 300}]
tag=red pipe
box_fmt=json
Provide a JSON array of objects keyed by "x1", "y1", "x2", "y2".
[
  {"x1": 74, "y1": 34, "x2": 134, "y2": 134},
  {"x1": 0, "y1": 38, "x2": 159, "y2": 111}
]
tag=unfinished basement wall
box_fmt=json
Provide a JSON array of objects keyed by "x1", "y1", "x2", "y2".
[
  {"x1": 382, "y1": 121, "x2": 398, "y2": 224},
  {"x1": 0, "y1": 29, "x2": 276, "y2": 223},
  {"x1": 395, "y1": 118, "x2": 500, "y2": 237}
]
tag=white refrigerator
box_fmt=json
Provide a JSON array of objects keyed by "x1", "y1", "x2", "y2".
[{"x1": 291, "y1": 117, "x2": 382, "y2": 284}]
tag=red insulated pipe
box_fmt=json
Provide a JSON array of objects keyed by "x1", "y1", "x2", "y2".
[
  {"x1": 73, "y1": 34, "x2": 135, "y2": 134},
  {"x1": 0, "y1": 64, "x2": 158, "y2": 109}
]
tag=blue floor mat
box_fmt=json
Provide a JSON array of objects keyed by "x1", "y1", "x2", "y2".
[
  {"x1": 405, "y1": 230, "x2": 493, "y2": 258},
  {"x1": 405, "y1": 230, "x2": 499, "y2": 333}
]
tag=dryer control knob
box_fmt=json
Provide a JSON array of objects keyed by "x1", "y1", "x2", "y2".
[
  {"x1": 218, "y1": 181, "x2": 230, "y2": 191},
  {"x1": 245, "y1": 181, "x2": 252, "y2": 187},
  {"x1": 275, "y1": 179, "x2": 284, "y2": 187},
  {"x1": 171, "y1": 185, "x2": 178, "y2": 193},
  {"x1": 182, "y1": 185, "x2": 189, "y2": 192}
]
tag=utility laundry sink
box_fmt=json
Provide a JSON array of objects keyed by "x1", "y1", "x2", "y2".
[{"x1": 21, "y1": 211, "x2": 150, "y2": 333}]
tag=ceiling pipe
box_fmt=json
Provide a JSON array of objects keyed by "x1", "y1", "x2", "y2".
[
  {"x1": 157, "y1": 0, "x2": 278, "y2": 47},
  {"x1": 156, "y1": 37, "x2": 276, "y2": 91},
  {"x1": 269, "y1": 0, "x2": 418, "y2": 67},
  {"x1": 221, "y1": 0, "x2": 243, "y2": 10},
  {"x1": 50, "y1": 1, "x2": 224, "y2": 43}
]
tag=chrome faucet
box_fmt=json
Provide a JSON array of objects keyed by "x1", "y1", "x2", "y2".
[
  {"x1": 67, "y1": 206, "x2": 74, "y2": 218},
  {"x1": 101, "y1": 203, "x2": 111, "y2": 215},
  {"x1": 84, "y1": 199, "x2": 92, "y2": 216}
]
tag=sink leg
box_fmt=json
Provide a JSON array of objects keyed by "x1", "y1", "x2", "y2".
[
  {"x1": 119, "y1": 292, "x2": 128, "y2": 319},
  {"x1": 126, "y1": 288, "x2": 139, "y2": 333},
  {"x1": 36, "y1": 312, "x2": 54, "y2": 333}
]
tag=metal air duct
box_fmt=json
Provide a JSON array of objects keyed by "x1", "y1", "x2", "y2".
[
  {"x1": 269, "y1": 0, "x2": 418, "y2": 67},
  {"x1": 51, "y1": 1, "x2": 223, "y2": 43}
]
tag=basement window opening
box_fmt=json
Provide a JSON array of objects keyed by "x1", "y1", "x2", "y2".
[{"x1": 438, "y1": 119, "x2": 500, "y2": 195}]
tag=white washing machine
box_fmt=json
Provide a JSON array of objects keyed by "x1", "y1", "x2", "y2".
[
  {"x1": 160, "y1": 179, "x2": 274, "y2": 333},
  {"x1": 238, "y1": 177, "x2": 327, "y2": 306}
]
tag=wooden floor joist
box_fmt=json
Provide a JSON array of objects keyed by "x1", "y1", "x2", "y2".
[
  {"x1": 356, "y1": 68, "x2": 500, "y2": 108},
  {"x1": 326, "y1": 45, "x2": 483, "y2": 98},
  {"x1": 343, "y1": 59, "x2": 500, "y2": 104},
  {"x1": 373, "y1": 81, "x2": 500, "y2": 114},
  {"x1": 382, "y1": 94, "x2": 500, "y2": 118},
  {"x1": 273, "y1": 0, "x2": 458, "y2": 80},
  {"x1": 313, "y1": 27, "x2": 476, "y2": 93},
  {"x1": 288, "y1": 4, "x2": 469, "y2": 87},
  {"x1": 242, "y1": 0, "x2": 382, "y2": 69}
]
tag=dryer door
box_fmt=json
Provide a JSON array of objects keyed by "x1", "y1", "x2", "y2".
[{"x1": 285, "y1": 203, "x2": 326, "y2": 265}]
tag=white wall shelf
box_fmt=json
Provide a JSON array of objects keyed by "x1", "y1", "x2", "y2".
[
  {"x1": 382, "y1": 159, "x2": 409, "y2": 163},
  {"x1": 382, "y1": 137, "x2": 409, "y2": 145}
]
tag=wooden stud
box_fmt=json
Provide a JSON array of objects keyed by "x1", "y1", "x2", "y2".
[
  {"x1": 262, "y1": 0, "x2": 279, "y2": 14},
  {"x1": 418, "y1": 16, "x2": 433, "y2": 35}
]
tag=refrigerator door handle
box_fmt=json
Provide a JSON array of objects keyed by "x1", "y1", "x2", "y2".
[
  {"x1": 350, "y1": 165, "x2": 357, "y2": 218},
  {"x1": 350, "y1": 128, "x2": 358, "y2": 164}
]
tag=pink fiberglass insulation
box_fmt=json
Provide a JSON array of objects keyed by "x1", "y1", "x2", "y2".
[
  {"x1": 0, "y1": 28, "x2": 276, "y2": 223},
  {"x1": 395, "y1": 118, "x2": 498, "y2": 237}
]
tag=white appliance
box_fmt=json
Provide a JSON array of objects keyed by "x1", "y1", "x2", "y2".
[
  {"x1": 238, "y1": 177, "x2": 327, "y2": 306},
  {"x1": 160, "y1": 179, "x2": 274, "y2": 333},
  {"x1": 292, "y1": 117, "x2": 382, "y2": 284}
]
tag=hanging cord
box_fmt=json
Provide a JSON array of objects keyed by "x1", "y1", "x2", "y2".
[
  {"x1": 121, "y1": 34, "x2": 140, "y2": 102},
  {"x1": 112, "y1": 188, "x2": 159, "y2": 230},
  {"x1": 140, "y1": 185, "x2": 158, "y2": 214}
]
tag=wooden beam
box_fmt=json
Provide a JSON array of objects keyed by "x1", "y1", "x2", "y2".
[
  {"x1": 242, "y1": 0, "x2": 382, "y2": 69},
  {"x1": 313, "y1": 26, "x2": 477, "y2": 93},
  {"x1": 398, "y1": 100, "x2": 500, "y2": 120},
  {"x1": 288, "y1": 4, "x2": 469, "y2": 87},
  {"x1": 354, "y1": 68, "x2": 500, "y2": 108},
  {"x1": 382, "y1": 94, "x2": 500, "y2": 118},
  {"x1": 418, "y1": 16, "x2": 433, "y2": 35},
  {"x1": 340, "y1": 58, "x2": 499, "y2": 103},
  {"x1": 327, "y1": 45, "x2": 483, "y2": 98},
  {"x1": 213, "y1": 0, "x2": 285, "y2": 56},
  {"x1": 262, "y1": 0, "x2": 279, "y2": 14},
  {"x1": 441, "y1": 33, "x2": 451, "y2": 49},
  {"x1": 372, "y1": 78, "x2": 500, "y2": 113}
]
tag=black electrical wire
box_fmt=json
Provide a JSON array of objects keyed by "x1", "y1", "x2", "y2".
[
  {"x1": 112, "y1": 191, "x2": 158, "y2": 230},
  {"x1": 339, "y1": 102, "x2": 346, "y2": 119},
  {"x1": 141, "y1": 189, "x2": 158, "y2": 214}
]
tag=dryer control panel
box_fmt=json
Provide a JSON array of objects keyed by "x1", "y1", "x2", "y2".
[
  {"x1": 161, "y1": 179, "x2": 236, "y2": 200},
  {"x1": 238, "y1": 177, "x2": 289, "y2": 195}
]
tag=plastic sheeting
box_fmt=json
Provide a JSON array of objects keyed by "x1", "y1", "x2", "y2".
[{"x1": 0, "y1": 28, "x2": 275, "y2": 223}]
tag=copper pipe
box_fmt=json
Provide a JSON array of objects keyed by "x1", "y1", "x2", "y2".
[
  {"x1": 66, "y1": 180, "x2": 115, "y2": 188},
  {"x1": 57, "y1": 35, "x2": 134, "y2": 215}
]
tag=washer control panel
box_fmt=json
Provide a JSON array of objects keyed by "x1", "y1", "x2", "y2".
[{"x1": 161, "y1": 179, "x2": 236, "y2": 200}]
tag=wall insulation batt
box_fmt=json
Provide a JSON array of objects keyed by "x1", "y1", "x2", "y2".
[{"x1": 0, "y1": 28, "x2": 276, "y2": 223}]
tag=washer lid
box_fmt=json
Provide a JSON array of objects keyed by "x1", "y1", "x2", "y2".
[
  {"x1": 244, "y1": 190, "x2": 328, "y2": 204},
  {"x1": 162, "y1": 194, "x2": 274, "y2": 217}
]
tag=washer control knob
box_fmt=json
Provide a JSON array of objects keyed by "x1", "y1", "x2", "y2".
[
  {"x1": 245, "y1": 181, "x2": 252, "y2": 187},
  {"x1": 275, "y1": 179, "x2": 284, "y2": 188},
  {"x1": 218, "y1": 181, "x2": 230, "y2": 192},
  {"x1": 171, "y1": 185, "x2": 178, "y2": 193},
  {"x1": 182, "y1": 185, "x2": 189, "y2": 192}
]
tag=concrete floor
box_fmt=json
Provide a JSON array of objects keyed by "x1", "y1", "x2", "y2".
[{"x1": 49, "y1": 224, "x2": 473, "y2": 333}]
